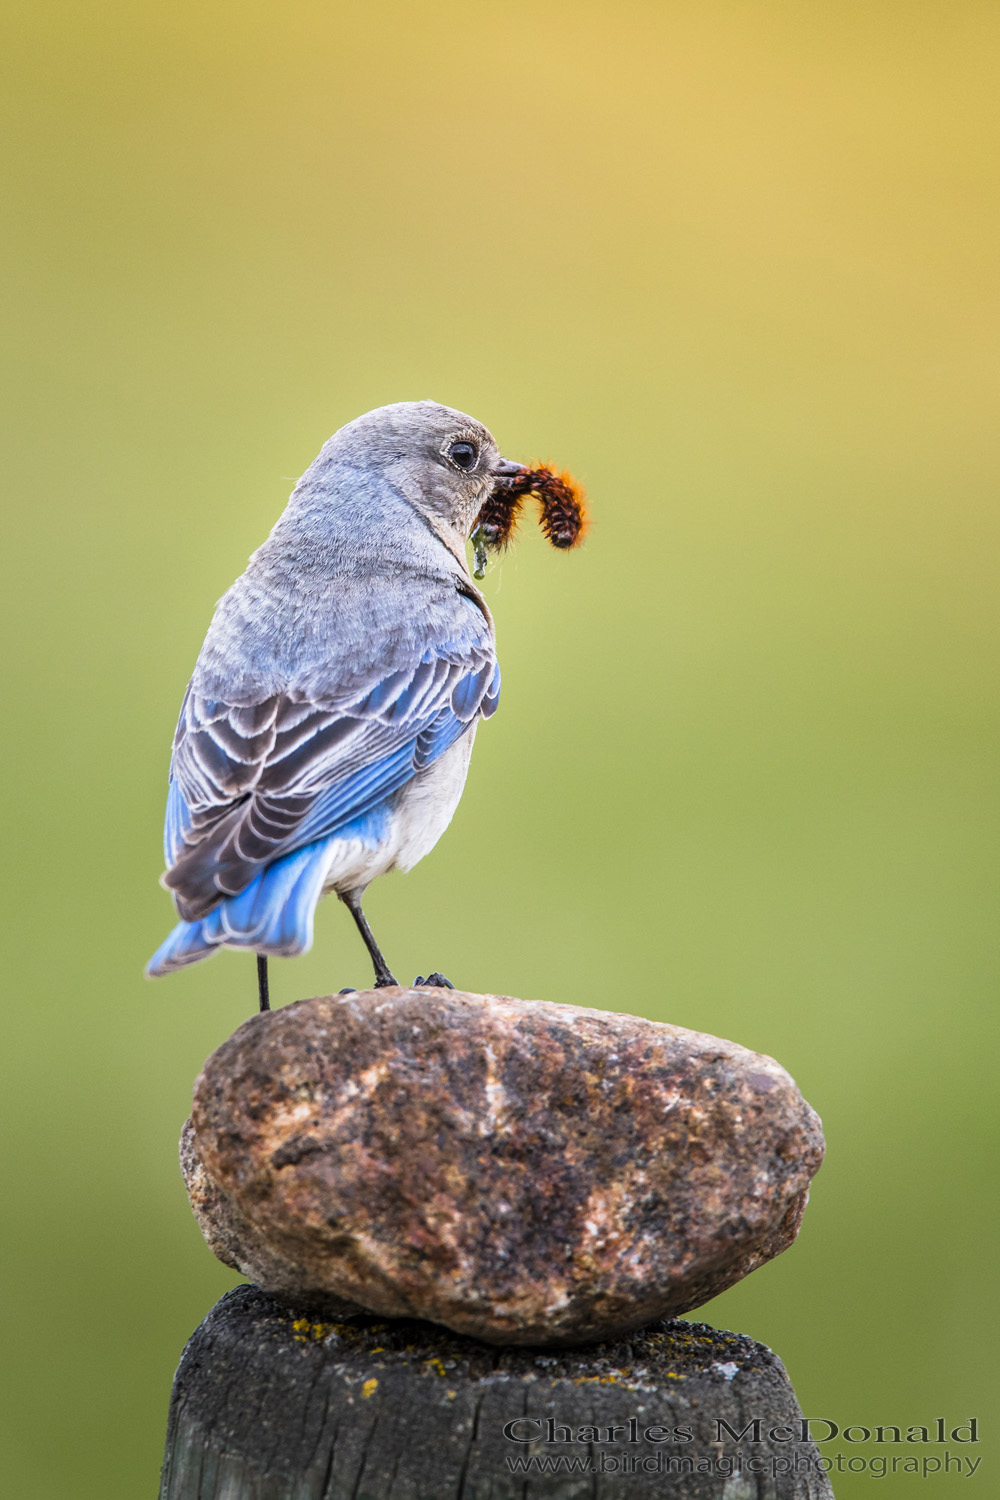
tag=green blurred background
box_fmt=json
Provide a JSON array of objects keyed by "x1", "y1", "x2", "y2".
[{"x1": 2, "y1": 2, "x2": 997, "y2": 1494}]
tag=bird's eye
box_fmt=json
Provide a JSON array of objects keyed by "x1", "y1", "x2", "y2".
[{"x1": 448, "y1": 440, "x2": 478, "y2": 471}]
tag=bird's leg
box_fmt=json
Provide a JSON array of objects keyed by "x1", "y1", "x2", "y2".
[
  {"x1": 341, "y1": 888, "x2": 398, "y2": 988},
  {"x1": 256, "y1": 954, "x2": 271, "y2": 1012}
]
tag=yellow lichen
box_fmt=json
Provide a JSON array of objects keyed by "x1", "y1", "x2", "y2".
[
  {"x1": 291, "y1": 1317, "x2": 335, "y2": 1343},
  {"x1": 361, "y1": 1378, "x2": 378, "y2": 1399}
]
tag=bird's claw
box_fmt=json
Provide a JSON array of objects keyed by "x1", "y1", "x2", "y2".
[{"x1": 413, "y1": 972, "x2": 454, "y2": 989}]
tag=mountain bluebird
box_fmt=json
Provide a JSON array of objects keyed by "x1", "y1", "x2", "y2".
[{"x1": 147, "y1": 401, "x2": 528, "y2": 1009}]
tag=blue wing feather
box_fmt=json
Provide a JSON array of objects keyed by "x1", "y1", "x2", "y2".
[
  {"x1": 164, "y1": 778, "x2": 191, "y2": 865},
  {"x1": 289, "y1": 739, "x2": 416, "y2": 846},
  {"x1": 157, "y1": 621, "x2": 499, "y2": 927}
]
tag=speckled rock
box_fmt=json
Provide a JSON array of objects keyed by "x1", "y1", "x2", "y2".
[{"x1": 183, "y1": 989, "x2": 824, "y2": 1347}]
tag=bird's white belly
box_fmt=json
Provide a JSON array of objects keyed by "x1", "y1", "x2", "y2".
[{"x1": 320, "y1": 724, "x2": 478, "y2": 896}]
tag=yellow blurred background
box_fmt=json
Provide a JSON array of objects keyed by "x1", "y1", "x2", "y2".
[{"x1": 2, "y1": 2, "x2": 997, "y2": 1494}]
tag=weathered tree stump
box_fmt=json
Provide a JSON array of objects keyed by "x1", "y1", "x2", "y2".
[{"x1": 160, "y1": 1285, "x2": 834, "y2": 1498}]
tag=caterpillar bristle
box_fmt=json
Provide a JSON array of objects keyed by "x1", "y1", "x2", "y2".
[
  {"x1": 475, "y1": 464, "x2": 588, "y2": 562},
  {"x1": 530, "y1": 465, "x2": 588, "y2": 550},
  {"x1": 474, "y1": 486, "x2": 524, "y2": 550}
]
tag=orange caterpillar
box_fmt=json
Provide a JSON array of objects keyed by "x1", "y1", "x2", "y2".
[{"x1": 474, "y1": 465, "x2": 588, "y2": 566}]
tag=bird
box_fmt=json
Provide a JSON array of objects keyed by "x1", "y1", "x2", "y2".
[{"x1": 146, "y1": 400, "x2": 527, "y2": 1011}]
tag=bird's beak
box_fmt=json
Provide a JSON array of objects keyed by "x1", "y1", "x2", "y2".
[{"x1": 491, "y1": 457, "x2": 527, "y2": 480}]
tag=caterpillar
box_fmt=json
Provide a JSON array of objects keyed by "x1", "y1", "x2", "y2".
[{"x1": 472, "y1": 465, "x2": 588, "y2": 577}]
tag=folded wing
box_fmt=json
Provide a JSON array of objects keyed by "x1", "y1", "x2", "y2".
[{"x1": 163, "y1": 636, "x2": 500, "y2": 922}]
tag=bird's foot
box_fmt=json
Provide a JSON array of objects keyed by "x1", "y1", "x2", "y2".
[
  {"x1": 373, "y1": 972, "x2": 399, "y2": 988},
  {"x1": 413, "y1": 973, "x2": 455, "y2": 989},
  {"x1": 338, "y1": 987, "x2": 357, "y2": 995}
]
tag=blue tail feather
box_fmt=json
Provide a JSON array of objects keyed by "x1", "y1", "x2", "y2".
[{"x1": 147, "y1": 804, "x2": 390, "y2": 977}]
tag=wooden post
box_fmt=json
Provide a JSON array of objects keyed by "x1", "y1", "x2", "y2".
[{"x1": 160, "y1": 1285, "x2": 833, "y2": 1498}]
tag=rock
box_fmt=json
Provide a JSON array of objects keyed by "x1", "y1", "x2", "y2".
[
  {"x1": 183, "y1": 989, "x2": 824, "y2": 1347},
  {"x1": 180, "y1": 1119, "x2": 366, "y2": 1321}
]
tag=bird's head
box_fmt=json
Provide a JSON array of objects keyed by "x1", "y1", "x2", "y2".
[{"x1": 325, "y1": 400, "x2": 525, "y2": 557}]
